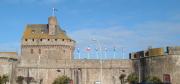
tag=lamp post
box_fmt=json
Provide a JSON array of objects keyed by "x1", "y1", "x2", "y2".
[{"x1": 92, "y1": 39, "x2": 103, "y2": 84}]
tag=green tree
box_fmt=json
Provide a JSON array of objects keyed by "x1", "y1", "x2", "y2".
[
  {"x1": 2, "y1": 75, "x2": 9, "y2": 84},
  {"x1": 119, "y1": 74, "x2": 126, "y2": 84},
  {"x1": 0, "y1": 76, "x2": 2, "y2": 84},
  {"x1": 0, "y1": 75, "x2": 9, "y2": 84},
  {"x1": 145, "y1": 76, "x2": 162, "y2": 84},
  {"x1": 16, "y1": 76, "x2": 24, "y2": 84},
  {"x1": 127, "y1": 73, "x2": 138, "y2": 84},
  {"x1": 53, "y1": 75, "x2": 71, "y2": 84}
]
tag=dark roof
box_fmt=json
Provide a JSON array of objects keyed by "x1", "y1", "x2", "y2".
[{"x1": 23, "y1": 24, "x2": 73, "y2": 40}]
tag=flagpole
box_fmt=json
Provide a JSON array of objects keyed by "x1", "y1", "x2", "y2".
[
  {"x1": 104, "y1": 48, "x2": 107, "y2": 59},
  {"x1": 77, "y1": 48, "x2": 81, "y2": 59},
  {"x1": 86, "y1": 46, "x2": 91, "y2": 59},
  {"x1": 88, "y1": 52, "x2": 90, "y2": 59},
  {"x1": 78, "y1": 52, "x2": 81, "y2": 59},
  {"x1": 52, "y1": 8, "x2": 55, "y2": 16},
  {"x1": 122, "y1": 47, "x2": 124, "y2": 59},
  {"x1": 113, "y1": 47, "x2": 116, "y2": 59},
  {"x1": 96, "y1": 48, "x2": 99, "y2": 59}
]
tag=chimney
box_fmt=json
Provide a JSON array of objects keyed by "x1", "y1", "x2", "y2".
[{"x1": 48, "y1": 16, "x2": 58, "y2": 35}]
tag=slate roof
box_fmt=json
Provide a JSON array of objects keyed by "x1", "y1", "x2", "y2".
[{"x1": 23, "y1": 24, "x2": 73, "y2": 40}]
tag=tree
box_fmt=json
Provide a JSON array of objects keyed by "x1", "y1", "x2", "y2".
[
  {"x1": 119, "y1": 74, "x2": 126, "y2": 84},
  {"x1": 16, "y1": 76, "x2": 24, "y2": 84},
  {"x1": 0, "y1": 76, "x2": 2, "y2": 84},
  {"x1": 127, "y1": 73, "x2": 138, "y2": 84},
  {"x1": 145, "y1": 76, "x2": 162, "y2": 84},
  {"x1": 53, "y1": 75, "x2": 71, "y2": 84},
  {"x1": 0, "y1": 75, "x2": 9, "y2": 84},
  {"x1": 2, "y1": 75, "x2": 9, "y2": 84}
]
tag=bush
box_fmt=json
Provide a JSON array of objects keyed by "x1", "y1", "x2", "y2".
[
  {"x1": 53, "y1": 75, "x2": 71, "y2": 84},
  {"x1": 127, "y1": 73, "x2": 139, "y2": 84},
  {"x1": 145, "y1": 76, "x2": 162, "y2": 84},
  {"x1": 0, "y1": 75, "x2": 9, "y2": 84},
  {"x1": 16, "y1": 76, "x2": 24, "y2": 84}
]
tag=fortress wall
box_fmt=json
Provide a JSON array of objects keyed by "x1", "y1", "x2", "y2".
[
  {"x1": 0, "y1": 52, "x2": 17, "y2": 76},
  {"x1": 133, "y1": 55, "x2": 180, "y2": 84},
  {"x1": 22, "y1": 38, "x2": 75, "y2": 46},
  {"x1": 15, "y1": 59, "x2": 133, "y2": 84}
]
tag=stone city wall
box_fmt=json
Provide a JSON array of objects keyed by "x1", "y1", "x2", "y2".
[
  {"x1": 133, "y1": 55, "x2": 180, "y2": 84},
  {"x1": 15, "y1": 59, "x2": 133, "y2": 84}
]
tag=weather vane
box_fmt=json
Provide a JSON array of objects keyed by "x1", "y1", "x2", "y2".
[{"x1": 52, "y1": 8, "x2": 58, "y2": 16}]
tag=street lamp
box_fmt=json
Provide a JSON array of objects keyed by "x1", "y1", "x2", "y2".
[{"x1": 92, "y1": 39, "x2": 103, "y2": 84}]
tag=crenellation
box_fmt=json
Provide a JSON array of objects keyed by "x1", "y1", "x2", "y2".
[{"x1": 22, "y1": 38, "x2": 75, "y2": 46}]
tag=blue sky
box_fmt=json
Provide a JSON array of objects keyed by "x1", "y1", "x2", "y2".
[{"x1": 0, "y1": 0, "x2": 179, "y2": 59}]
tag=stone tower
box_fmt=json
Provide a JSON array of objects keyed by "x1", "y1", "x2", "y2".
[{"x1": 21, "y1": 16, "x2": 75, "y2": 65}]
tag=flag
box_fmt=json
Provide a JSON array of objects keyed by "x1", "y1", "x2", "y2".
[
  {"x1": 53, "y1": 8, "x2": 58, "y2": 11},
  {"x1": 113, "y1": 46, "x2": 116, "y2": 52},
  {"x1": 52, "y1": 8, "x2": 58, "y2": 16},
  {"x1": 95, "y1": 48, "x2": 98, "y2": 51},
  {"x1": 105, "y1": 48, "x2": 108, "y2": 51},
  {"x1": 77, "y1": 48, "x2": 80, "y2": 53},
  {"x1": 86, "y1": 46, "x2": 91, "y2": 51}
]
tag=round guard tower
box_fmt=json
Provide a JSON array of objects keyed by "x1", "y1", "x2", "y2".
[
  {"x1": 17, "y1": 16, "x2": 75, "y2": 84},
  {"x1": 21, "y1": 16, "x2": 75, "y2": 61}
]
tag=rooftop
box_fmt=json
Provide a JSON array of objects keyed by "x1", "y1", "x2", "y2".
[{"x1": 22, "y1": 16, "x2": 74, "y2": 41}]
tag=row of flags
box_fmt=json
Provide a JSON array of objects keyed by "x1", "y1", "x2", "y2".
[
  {"x1": 77, "y1": 46, "x2": 117, "y2": 53},
  {"x1": 76, "y1": 46, "x2": 125, "y2": 59}
]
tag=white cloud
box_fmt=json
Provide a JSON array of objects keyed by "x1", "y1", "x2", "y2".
[{"x1": 69, "y1": 21, "x2": 180, "y2": 59}]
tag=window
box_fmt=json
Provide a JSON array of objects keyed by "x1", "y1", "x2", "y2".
[
  {"x1": 41, "y1": 30, "x2": 45, "y2": 34},
  {"x1": 39, "y1": 49, "x2": 41, "y2": 54},
  {"x1": 32, "y1": 30, "x2": 35, "y2": 33},
  {"x1": 31, "y1": 49, "x2": 33, "y2": 54},
  {"x1": 25, "y1": 39, "x2": 28, "y2": 41}
]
